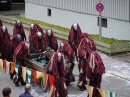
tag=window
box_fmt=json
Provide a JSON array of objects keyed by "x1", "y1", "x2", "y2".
[
  {"x1": 47, "y1": 8, "x2": 51, "y2": 16},
  {"x1": 97, "y1": 17, "x2": 107, "y2": 28}
]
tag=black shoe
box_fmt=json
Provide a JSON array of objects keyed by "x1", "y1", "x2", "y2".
[
  {"x1": 83, "y1": 85, "x2": 87, "y2": 90},
  {"x1": 78, "y1": 85, "x2": 84, "y2": 91},
  {"x1": 15, "y1": 82, "x2": 19, "y2": 87},
  {"x1": 13, "y1": 77, "x2": 17, "y2": 83},
  {"x1": 10, "y1": 76, "x2": 13, "y2": 80},
  {"x1": 21, "y1": 82, "x2": 26, "y2": 86},
  {"x1": 66, "y1": 82, "x2": 70, "y2": 86}
]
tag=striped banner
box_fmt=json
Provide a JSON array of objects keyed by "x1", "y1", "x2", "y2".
[
  {"x1": 14, "y1": 64, "x2": 19, "y2": 78},
  {"x1": 6, "y1": 61, "x2": 10, "y2": 73},
  {"x1": 0, "y1": 59, "x2": 3, "y2": 75},
  {"x1": 86, "y1": 85, "x2": 94, "y2": 97},
  {"x1": 22, "y1": 67, "x2": 27, "y2": 82},
  {"x1": 108, "y1": 91, "x2": 117, "y2": 97},
  {"x1": 26, "y1": 67, "x2": 32, "y2": 83}
]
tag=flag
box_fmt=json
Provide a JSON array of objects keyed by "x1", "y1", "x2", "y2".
[
  {"x1": 3, "y1": 60, "x2": 6, "y2": 73},
  {"x1": 48, "y1": 85, "x2": 54, "y2": 97},
  {"x1": 14, "y1": 64, "x2": 19, "y2": 78},
  {"x1": 107, "y1": 91, "x2": 117, "y2": 97},
  {"x1": 6, "y1": 61, "x2": 10, "y2": 73},
  {"x1": 0, "y1": 59, "x2": 3, "y2": 75},
  {"x1": 86, "y1": 85, "x2": 94, "y2": 97},
  {"x1": 10, "y1": 62, "x2": 15, "y2": 74},
  {"x1": 49, "y1": 75, "x2": 55, "y2": 88},
  {"x1": 22, "y1": 66, "x2": 27, "y2": 82},
  {"x1": 42, "y1": 73, "x2": 48, "y2": 91},
  {"x1": 32, "y1": 69, "x2": 37, "y2": 85},
  {"x1": 36, "y1": 71, "x2": 43, "y2": 79},
  {"x1": 0, "y1": 59, "x2": 3, "y2": 71},
  {"x1": 26, "y1": 67, "x2": 32, "y2": 83},
  {"x1": 48, "y1": 75, "x2": 55, "y2": 97},
  {"x1": 97, "y1": 88, "x2": 108, "y2": 97}
]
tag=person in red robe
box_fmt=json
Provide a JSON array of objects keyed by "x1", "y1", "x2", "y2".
[
  {"x1": 87, "y1": 51, "x2": 105, "y2": 97},
  {"x1": 44, "y1": 29, "x2": 58, "y2": 52},
  {"x1": 7, "y1": 34, "x2": 22, "y2": 61},
  {"x1": 29, "y1": 23, "x2": 43, "y2": 42},
  {"x1": 77, "y1": 36, "x2": 96, "y2": 91},
  {"x1": 0, "y1": 26, "x2": 10, "y2": 60},
  {"x1": 81, "y1": 33, "x2": 96, "y2": 51},
  {"x1": 29, "y1": 32, "x2": 47, "y2": 54},
  {"x1": 0, "y1": 19, "x2": 3, "y2": 26},
  {"x1": 46, "y1": 52, "x2": 68, "y2": 97},
  {"x1": 13, "y1": 20, "x2": 26, "y2": 41},
  {"x1": 7, "y1": 34, "x2": 22, "y2": 80},
  {"x1": 58, "y1": 41, "x2": 75, "y2": 85},
  {"x1": 13, "y1": 42, "x2": 29, "y2": 87},
  {"x1": 68, "y1": 22, "x2": 82, "y2": 59}
]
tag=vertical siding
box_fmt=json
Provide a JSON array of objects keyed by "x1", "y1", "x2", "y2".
[{"x1": 25, "y1": 0, "x2": 130, "y2": 21}]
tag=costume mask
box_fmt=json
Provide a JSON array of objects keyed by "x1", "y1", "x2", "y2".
[
  {"x1": 47, "y1": 29, "x2": 51, "y2": 37},
  {"x1": 31, "y1": 24, "x2": 34, "y2": 29},
  {"x1": 58, "y1": 53, "x2": 62, "y2": 62},
  {"x1": 17, "y1": 34, "x2": 21, "y2": 43},
  {"x1": 37, "y1": 32, "x2": 42, "y2": 40},
  {"x1": 73, "y1": 23, "x2": 77, "y2": 30},
  {"x1": 2, "y1": 26, "x2": 6, "y2": 33},
  {"x1": 60, "y1": 43, "x2": 64, "y2": 51},
  {"x1": 17, "y1": 20, "x2": 21, "y2": 27}
]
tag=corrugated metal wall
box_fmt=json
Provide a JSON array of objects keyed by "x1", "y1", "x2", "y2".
[{"x1": 25, "y1": 0, "x2": 130, "y2": 21}]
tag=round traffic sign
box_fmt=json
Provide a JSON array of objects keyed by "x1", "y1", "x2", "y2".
[{"x1": 96, "y1": 3, "x2": 104, "y2": 12}]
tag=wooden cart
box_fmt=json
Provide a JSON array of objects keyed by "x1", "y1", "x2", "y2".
[{"x1": 27, "y1": 59, "x2": 49, "y2": 92}]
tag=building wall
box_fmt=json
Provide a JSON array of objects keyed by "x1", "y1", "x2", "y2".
[
  {"x1": 25, "y1": 0, "x2": 130, "y2": 21},
  {"x1": 25, "y1": 3, "x2": 130, "y2": 40}
]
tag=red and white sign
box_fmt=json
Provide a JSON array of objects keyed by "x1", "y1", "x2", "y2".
[{"x1": 96, "y1": 3, "x2": 104, "y2": 12}]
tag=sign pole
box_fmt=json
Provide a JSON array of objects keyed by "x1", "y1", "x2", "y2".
[
  {"x1": 96, "y1": 2, "x2": 104, "y2": 42},
  {"x1": 99, "y1": 12, "x2": 102, "y2": 42}
]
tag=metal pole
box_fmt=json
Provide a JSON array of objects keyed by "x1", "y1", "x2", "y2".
[
  {"x1": 99, "y1": 0, "x2": 102, "y2": 42},
  {"x1": 99, "y1": 12, "x2": 102, "y2": 42}
]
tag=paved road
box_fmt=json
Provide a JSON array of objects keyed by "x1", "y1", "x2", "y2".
[
  {"x1": 0, "y1": 22, "x2": 130, "y2": 97},
  {"x1": 0, "y1": 4, "x2": 25, "y2": 16}
]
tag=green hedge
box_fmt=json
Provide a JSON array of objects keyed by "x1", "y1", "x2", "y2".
[
  {"x1": 14, "y1": 16, "x2": 130, "y2": 44},
  {"x1": 91, "y1": 34, "x2": 130, "y2": 44}
]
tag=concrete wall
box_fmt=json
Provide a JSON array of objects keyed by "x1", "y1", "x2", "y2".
[
  {"x1": 25, "y1": 0, "x2": 130, "y2": 21},
  {"x1": 25, "y1": 3, "x2": 130, "y2": 40}
]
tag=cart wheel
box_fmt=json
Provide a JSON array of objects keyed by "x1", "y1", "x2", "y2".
[{"x1": 40, "y1": 77, "x2": 49, "y2": 92}]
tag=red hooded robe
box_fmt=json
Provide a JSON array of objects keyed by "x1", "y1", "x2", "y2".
[
  {"x1": 87, "y1": 51, "x2": 105, "y2": 97},
  {"x1": 29, "y1": 32, "x2": 46, "y2": 53},
  {"x1": 46, "y1": 52, "x2": 67, "y2": 97},
  {"x1": 77, "y1": 37, "x2": 96, "y2": 89},
  {"x1": 68, "y1": 22, "x2": 82, "y2": 51},
  {"x1": 81, "y1": 33, "x2": 96, "y2": 50},
  {"x1": 13, "y1": 42, "x2": 28, "y2": 85},
  {"x1": 58, "y1": 41, "x2": 75, "y2": 82},
  {"x1": 9, "y1": 34, "x2": 23, "y2": 54},
  {"x1": 13, "y1": 42, "x2": 28, "y2": 66},
  {"x1": 58, "y1": 41, "x2": 74, "y2": 60},
  {"x1": 29, "y1": 23, "x2": 42, "y2": 42},
  {"x1": 44, "y1": 29, "x2": 58, "y2": 51},
  {"x1": 13, "y1": 21, "x2": 26, "y2": 41},
  {"x1": 0, "y1": 26, "x2": 10, "y2": 59}
]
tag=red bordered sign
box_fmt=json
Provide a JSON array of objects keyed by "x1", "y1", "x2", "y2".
[{"x1": 96, "y1": 3, "x2": 104, "y2": 12}]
